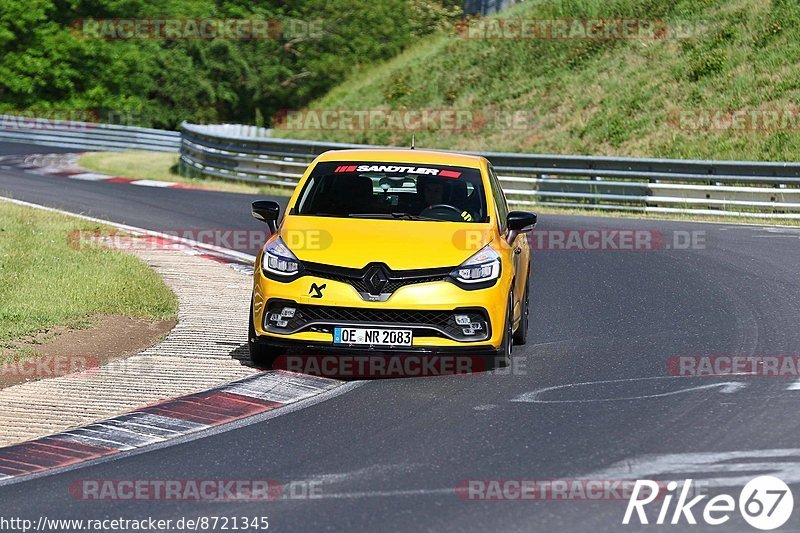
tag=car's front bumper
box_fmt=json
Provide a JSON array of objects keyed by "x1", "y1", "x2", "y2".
[{"x1": 252, "y1": 264, "x2": 509, "y2": 352}]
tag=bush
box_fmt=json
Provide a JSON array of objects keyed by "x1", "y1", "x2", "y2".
[{"x1": 0, "y1": 0, "x2": 461, "y2": 129}]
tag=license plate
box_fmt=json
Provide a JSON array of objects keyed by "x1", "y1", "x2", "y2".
[{"x1": 333, "y1": 327, "x2": 412, "y2": 346}]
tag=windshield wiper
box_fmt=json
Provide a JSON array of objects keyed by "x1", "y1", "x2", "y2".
[
  {"x1": 350, "y1": 213, "x2": 445, "y2": 222},
  {"x1": 302, "y1": 212, "x2": 347, "y2": 218}
]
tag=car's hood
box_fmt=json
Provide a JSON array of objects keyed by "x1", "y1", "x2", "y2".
[{"x1": 280, "y1": 216, "x2": 494, "y2": 270}]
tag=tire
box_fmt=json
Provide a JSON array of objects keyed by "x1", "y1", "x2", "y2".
[
  {"x1": 248, "y1": 297, "x2": 286, "y2": 368},
  {"x1": 490, "y1": 292, "x2": 514, "y2": 369},
  {"x1": 513, "y1": 280, "x2": 530, "y2": 346}
]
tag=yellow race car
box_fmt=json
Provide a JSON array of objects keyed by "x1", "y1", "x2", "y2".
[{"x1": 249, "y1": 148, "x2": 536, "y2": 370}]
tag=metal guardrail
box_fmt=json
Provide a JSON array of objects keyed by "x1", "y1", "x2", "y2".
[
  {"x1": 180, "y1": 122, "x2": 800, "y2": 219},
  {"x1": 0, "y1": 115, "x2": 179, "y2": 152},
  {"x1": 1, "y1": 116, "x2": 797, "y2": 219}
]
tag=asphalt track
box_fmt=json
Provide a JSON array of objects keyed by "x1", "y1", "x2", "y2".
[{"x1": 1, "y1": 142, "x2": 800, "y2": 531}]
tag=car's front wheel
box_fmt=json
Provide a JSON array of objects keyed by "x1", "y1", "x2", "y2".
[
  {"x1": 248, "y1": 297, "x2": 286, "y2": 368},
  {"x1": 489, "y1": 292, "x2": 514, "y2": 369},
  {"x1": 513, "y1": 281, "x2": 529, "y2": 346}
]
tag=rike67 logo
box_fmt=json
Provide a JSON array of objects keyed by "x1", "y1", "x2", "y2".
[{"x1": 624, "y1": 476, "x2": 794, "y2": 530}]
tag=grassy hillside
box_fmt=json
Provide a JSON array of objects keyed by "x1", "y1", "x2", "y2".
[{"x1": 274, "y1": 0, "x2": 800, "y2": 161}]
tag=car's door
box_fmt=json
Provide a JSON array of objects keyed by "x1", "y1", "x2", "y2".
[{"x1": 488, "y1": 165, "x2": 526, "y2": 323}]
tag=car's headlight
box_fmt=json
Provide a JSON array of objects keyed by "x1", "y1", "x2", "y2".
[
  {"x1": 451, "y1": 244, "x2": 501, "y2": 284},
  {"x1": 262, "y1": 236, "x2": 302, "y2": 277}
]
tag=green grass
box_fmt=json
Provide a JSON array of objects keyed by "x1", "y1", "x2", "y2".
[
  {"x1": 0, "y1": 201, "x2": 178, "y2": 354},
  {"x1": 272, "y1": 0, "x2": 800, "y2": 162},
  {"x1": 78, "y1": 151, "x2": 292, "y2": 197}
]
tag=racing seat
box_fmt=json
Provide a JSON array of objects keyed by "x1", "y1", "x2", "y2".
[
  {"x1": 341, "y1": 175, "x2": 375, "y2": 214},
  {"x1": 307, "y1": 174, "x2": 353, "y2": 215},
  {"x1": 448, "y1": 180, "x2": 468, "y2": 210},
  {"x1": 415, "y1": 175, "x2": 451, "y2": 210},
  {"x1": 464, "y1": 185, "x2": 484, "y2": 219}
]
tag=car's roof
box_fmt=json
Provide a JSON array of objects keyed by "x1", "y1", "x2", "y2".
[{"x1": 316, "y1": 149, "x2": 486, "y2": 169}]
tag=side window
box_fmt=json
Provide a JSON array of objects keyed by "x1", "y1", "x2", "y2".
[{"x1": 489, "y1": 166, "x2": 509, "y2": 230}]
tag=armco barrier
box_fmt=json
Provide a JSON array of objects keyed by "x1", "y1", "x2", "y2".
[
  {"x1": 0, "y1": 115, "x2": 179, "y2": 152},
  {"x1": 180, "y1": 122, "x2": 800, "y2": 219},
  {"x1": 2, "y1": 116, "x2": 798, "y2": 219}
]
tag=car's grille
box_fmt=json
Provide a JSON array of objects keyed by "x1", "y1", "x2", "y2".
[
  {"x1": 303, "y1": 262, "x2": 452, "y2": 297},
  {"x1": 301, "y1": 306, "x2": 452, "y2": 327},
  {"x1": 264, "y1": 300, "x2": 490, "y2": 342},
  {"x1": 319, "y1": 273, "x2": 450, "y2": 294}
]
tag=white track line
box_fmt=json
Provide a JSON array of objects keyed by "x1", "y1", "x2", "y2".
[
  {"x1": 68, "y1": 172, "x2": 112, "y2": 181},
  {"x1": 0, "y1": 195, "x2": 256, "y2": 264},
  {"x1": 28, "y1": 166, "x2": 69, "y2": 175},
  {"x1": 130, "y1": 179, "x2": 177, "y2": 187},
  {"x1": 787, "y1": 380, "x2": 800, "y2": 391}
]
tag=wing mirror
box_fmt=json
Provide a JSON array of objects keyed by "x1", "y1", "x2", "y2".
[
  {"x1": 252, "y1": 200, "x2": 280, "y2": 233},
  {"x1": 506, "y1": 211, "x2": 537, "y2": 244}
]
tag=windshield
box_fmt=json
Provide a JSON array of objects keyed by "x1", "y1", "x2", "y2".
[{"x1": 294, "y1": 161, "x2": 488, "y2": 223}]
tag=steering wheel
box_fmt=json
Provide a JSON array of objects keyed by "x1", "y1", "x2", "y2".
[{"x1": 419, "y1": 204, "x2": 466, "y2": 222}]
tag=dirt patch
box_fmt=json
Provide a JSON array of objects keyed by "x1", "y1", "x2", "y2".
[{"x1": 0, "y1": 315, "x2": 176, "y2": 389}]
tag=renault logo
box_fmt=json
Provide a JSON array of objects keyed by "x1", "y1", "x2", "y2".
[{"x1": 364, "y1": 265, "x2": 389, "y2": 295}]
